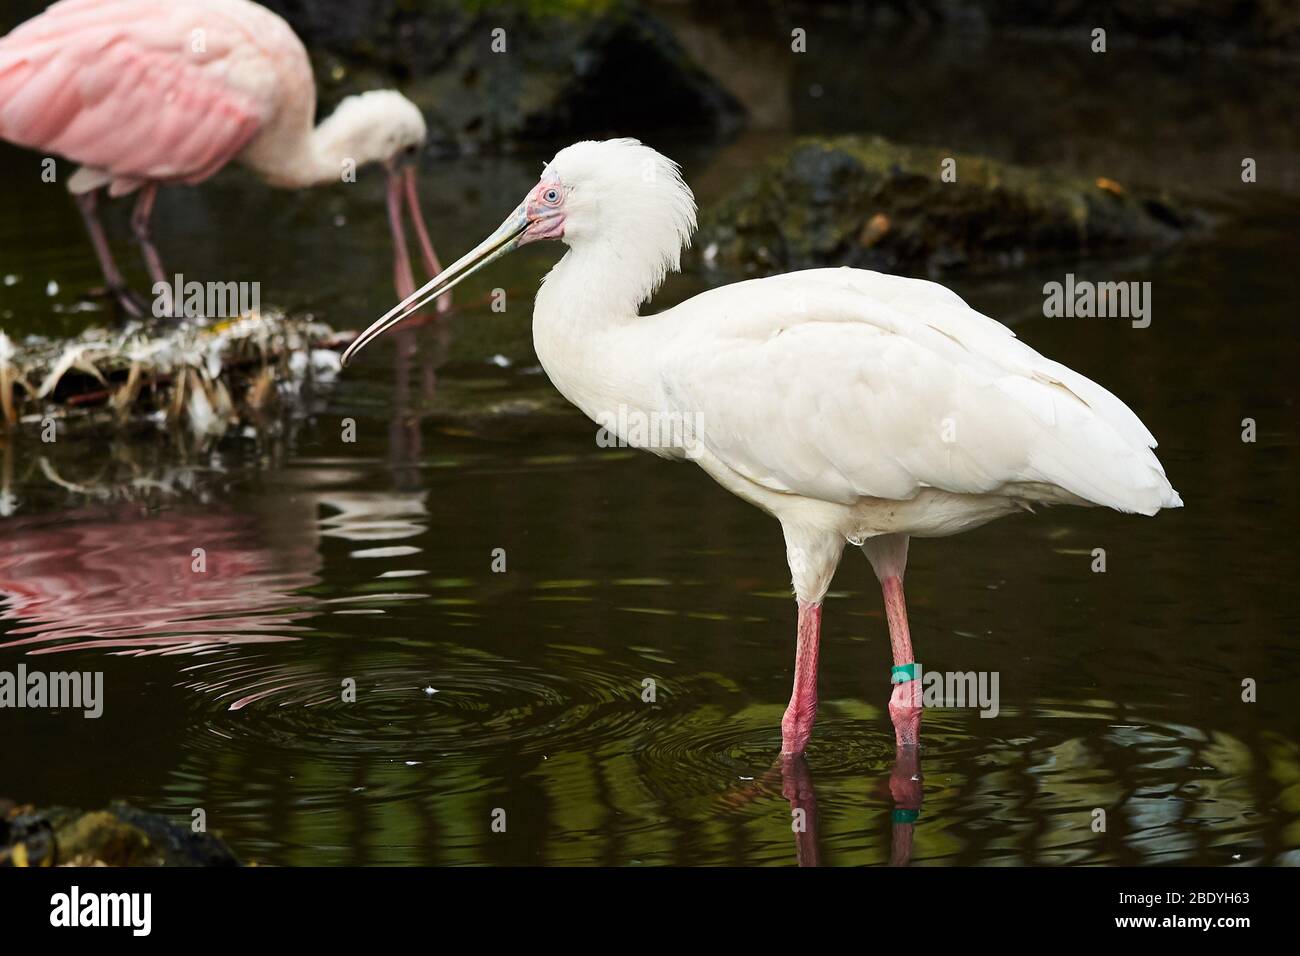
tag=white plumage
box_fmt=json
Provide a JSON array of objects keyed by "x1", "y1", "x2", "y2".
[
  {"x1": 345, "y1": 138, "x2": 1182, "y2": 754},
  {"x1": 655, "y1": 268, "x2": 1177, "y2": 514}
]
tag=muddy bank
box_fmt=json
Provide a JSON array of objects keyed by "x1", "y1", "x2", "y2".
[
  {"x1": 694, "y1": 136, "x2": 1205, "y2": 276},
  {"x1": 1, "y1": 798, "x2": 240, "y2": 866}
]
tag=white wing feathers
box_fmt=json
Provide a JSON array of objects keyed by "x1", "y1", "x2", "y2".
[{"x1": 656, "y1": 268, "x2": 1181, "y2": 515}]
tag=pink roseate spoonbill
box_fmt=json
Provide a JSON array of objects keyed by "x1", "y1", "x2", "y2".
[
  {"x1": 0, "y1": 0, "x2": 445, "y2": 315},
  {"x1": 343, "y1": 139, "x2": 1183, "y2": 755}
]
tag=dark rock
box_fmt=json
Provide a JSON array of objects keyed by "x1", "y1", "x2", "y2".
[
  {"x1": 260, "y1": 0, "x2": 745, "y2": 153},
  {"x1": 694, "y1": 136, "x2": 1206, "y2": 277}
]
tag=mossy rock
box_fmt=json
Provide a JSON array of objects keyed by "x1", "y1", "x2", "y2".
[
  {"x1": 695, "y1": 136, "x2": 1206, "y2": 277},
  {"x1": 2, "y1": 799, "x2": 240, "y2": 867},
  {"x1": 55, "y1": 811, "x2": 155, "y2": 867}
]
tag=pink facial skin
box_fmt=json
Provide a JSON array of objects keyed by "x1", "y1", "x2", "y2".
[{"x1": 519, "y1": 170, "x2": 566, "y2": 245}]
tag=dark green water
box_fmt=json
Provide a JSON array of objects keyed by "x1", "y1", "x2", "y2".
[{"x1": 1, "y1": 18, "x2": 1298, "y2": 865}]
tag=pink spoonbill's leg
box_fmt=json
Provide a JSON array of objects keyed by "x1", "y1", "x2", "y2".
[
  {"x1": 402, "y1": 166, "x2": 450, "y2": 314},
  {"x1": 781, "y1": 600, "x2": 822, "y2": 755},
  {"x1": 74, "y1": 190, "x2": 141, "y2": 317},
  {"x1": 386, "y1": 170, "x2": 417, "y2": 300},
  {"x1": 129, "y1": 184, "x2": 171, "y2": 314}
]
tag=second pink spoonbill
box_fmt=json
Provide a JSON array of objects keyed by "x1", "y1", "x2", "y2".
[{"x1": 0, "y1": 0, "x2": 444, "y2": 314}]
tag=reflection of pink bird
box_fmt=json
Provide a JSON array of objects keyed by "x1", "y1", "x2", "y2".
[{"x1": 0, "y1": 0, "x2": 443, "y2": 314}]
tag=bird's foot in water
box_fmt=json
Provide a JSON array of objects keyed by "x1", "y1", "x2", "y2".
[
  {"x1": 780, "y1": 702, "x2": 816, "y2": 756},
  {"x1": 889, "y1": 679, "x2": 923, "y2": 748}
]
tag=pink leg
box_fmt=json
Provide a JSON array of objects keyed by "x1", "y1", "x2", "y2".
[
  {"x1": 883, "y1": 576, "x2": 922, "y2": 746},
  {"x1": 403, "y1": 166, "x2": 450, "y2": 314},
  {"x1": 781, "y1": 600, "x2": 822, "y2": 755},
  {"x1": 130, "y1": 184, "x2": 171, "y2": 312},
  {"x1": 863, "y1": 534, "x2": 922, "y2": 747},
  {"x1": 387, "y1": 170, "x2": 417, "y2": 300},
  {"x1": 74, "y1": 190, "x2": 141, "y2": 317}
]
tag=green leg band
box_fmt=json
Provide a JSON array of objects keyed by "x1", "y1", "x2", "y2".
[
  {"x1": 891, "y1": 662, "x2": 919, "y2": 684},
  {"x1": 892, "y1": 808, "x2": 920, "y2": 825}
]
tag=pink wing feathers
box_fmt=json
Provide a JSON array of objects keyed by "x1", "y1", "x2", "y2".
[{"x1": 0, "y1": 0, "x2": 272, "y2": 192}]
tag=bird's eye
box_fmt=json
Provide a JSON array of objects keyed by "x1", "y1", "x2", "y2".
[{"x1": 543, "y1": 187, "x2": 560, "y2": 205}]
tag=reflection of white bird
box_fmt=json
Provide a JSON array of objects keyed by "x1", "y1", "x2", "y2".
[{"x1": 344, "y1": 138, "x2": 1182, "y2": 756}]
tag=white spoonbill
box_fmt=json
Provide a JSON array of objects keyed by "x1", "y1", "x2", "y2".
[
  {"x1": 0, "y1": 0, "x2": 444, "y2": 313},
  {"x1": 343, "y1": 139, "x2": 1182, "y2": 754}
]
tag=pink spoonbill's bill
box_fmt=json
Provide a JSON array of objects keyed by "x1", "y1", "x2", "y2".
[
  {"x1": 343, "y1": 138, "x2": 1183, "y2": 755},
  {"x1": 0, "y1": 0, "x2": 445, "y2": 315}
]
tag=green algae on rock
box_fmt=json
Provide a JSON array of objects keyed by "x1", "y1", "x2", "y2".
[{"x1": 694, "y1": 136, "x2": 1205, "y2": 277}]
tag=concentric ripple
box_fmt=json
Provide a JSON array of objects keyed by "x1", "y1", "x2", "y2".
[{"x1": 174, "y1": 643, "x2": 672, "y2": 766}]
